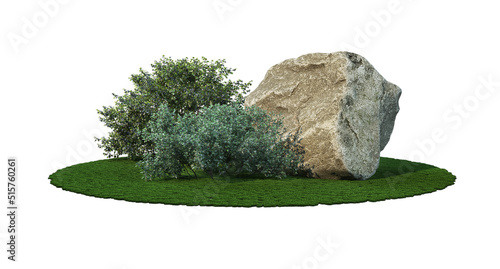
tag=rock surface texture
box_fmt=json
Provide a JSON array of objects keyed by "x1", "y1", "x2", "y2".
[{"x1": 244, "y1": 52, "x2": 401, "y2": 180}]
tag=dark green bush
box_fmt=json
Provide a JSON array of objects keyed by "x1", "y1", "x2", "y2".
[
  {"x1": 95, "y1": 90, "x2": 155, "y2": 160},
  {"x1": 95, "y1": 56, "x2": 251, "y2": 160},
  {"x1": 138, "y1": 103, "x2": 310, "y2": 180}
]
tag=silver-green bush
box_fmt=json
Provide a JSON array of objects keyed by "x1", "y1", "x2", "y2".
[{"x1": 138, "y1": 103, "x2": 310, "y2": 180}]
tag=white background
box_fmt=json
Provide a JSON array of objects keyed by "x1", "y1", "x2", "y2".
[{"x1": 1, "y1": 0, "x2": 499, "y2": 268}]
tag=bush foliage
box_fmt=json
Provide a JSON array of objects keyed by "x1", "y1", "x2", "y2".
[
  {"x1": 95, "y1": 56, "x2": 251, "y2": 160},
  {"x1": 138, "y1": 103, "x2": 310, "y2": 180},
  {"x1": 136, "y1": 105, "x2": 198, "y2": 180}
]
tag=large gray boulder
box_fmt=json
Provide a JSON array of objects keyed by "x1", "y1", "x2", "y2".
[{"x1": 244, "y1": 52, "x2": 401, "y2": 180}]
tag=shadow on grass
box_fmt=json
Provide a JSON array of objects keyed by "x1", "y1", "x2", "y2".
[
  {"x1": 226, "y1": 157, "x2": 436, "y2": 182},
  {"x1": 369, "y1": 157, "x2": 435, "y2": 180},
  {"x1": 152, "y1": 157, "x2": 436, "y2": 183},
  {"x1": 337, "y1": 157, "x2": 435, "y2": 181}
]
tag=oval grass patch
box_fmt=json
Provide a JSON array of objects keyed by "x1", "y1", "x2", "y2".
[{"x1": 49, "y1": 157, "x2": 455, "y2": 207}]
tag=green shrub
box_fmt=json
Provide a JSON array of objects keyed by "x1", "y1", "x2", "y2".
[
  {"x1": 138, "y1": 103, "x2": 310, "y2": 180},
  {"x1": 95, "y1": 56, "x2": 251, "y2": 160}
]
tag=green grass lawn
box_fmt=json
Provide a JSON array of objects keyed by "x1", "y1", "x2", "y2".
[{"x1": 49, "y1": 157, "x2": 455, "y2": 207}]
